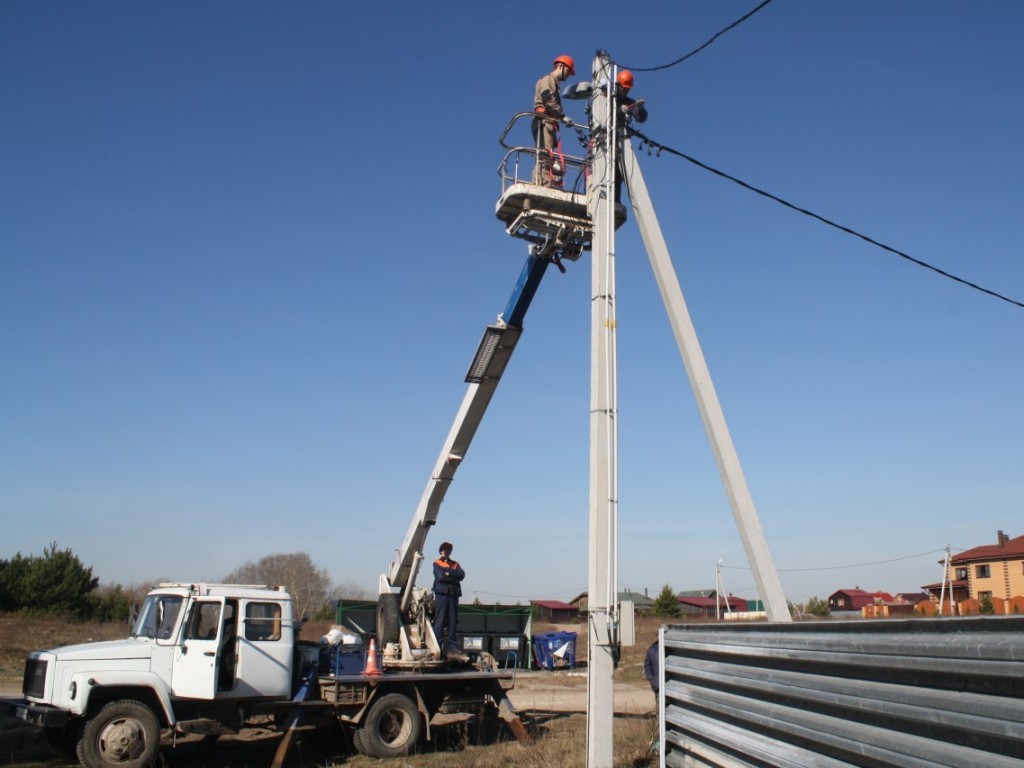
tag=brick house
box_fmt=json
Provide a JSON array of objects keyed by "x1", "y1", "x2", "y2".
[{"x1": 923, "y1": 530, "x2": 1024, "y2": 610}]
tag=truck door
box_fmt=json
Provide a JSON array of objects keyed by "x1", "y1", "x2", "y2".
[
  {"x1": 232, "y1": 599, "x2": 292, "y2": 697},
  {"x1": 172, "y1": 598, "x2": 225, "y2": 699}
]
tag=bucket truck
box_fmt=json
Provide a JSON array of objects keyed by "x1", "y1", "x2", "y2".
[{"x1": 374, "y1": 112, "x2": 621, "y2": 668}]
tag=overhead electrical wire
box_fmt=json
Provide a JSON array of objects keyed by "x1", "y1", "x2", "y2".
[
  {"x1": 606, "y1": 1, "x2": 1021, "y2": 309},
  {"x1": 720, "y1": 548, "x2": 947, "y2": 573},
  {"x1": 615, "y1": 0, "x2": 775, "y2": 72},
  {"x1": 475, "y1": 587, "x2": 584, "y2": 601},
  {"x1": 629, "y1": 128, "x2": 1024, "y2": 310}
]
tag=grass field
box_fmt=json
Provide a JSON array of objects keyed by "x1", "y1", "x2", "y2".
[
  {"x1": 1, "y1": 613, "x2": 664, "y2": 767},
  {"x1": 0, "y1": 615, "x2": 128, "y2": 683}
]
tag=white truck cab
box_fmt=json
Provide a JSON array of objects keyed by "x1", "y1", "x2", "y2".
[
  {"x1": 15, "y1": 583, "x2": 298, "y2": 768},
  {"x1": 144, "y1": 581, "x2": 296, "y2": 704},
  {"x1": 136, "y1": 582, "x2": 295, "y2": 701},
  {"x1": 28, "y1": 583, "x2": 295, "y2": 713}
]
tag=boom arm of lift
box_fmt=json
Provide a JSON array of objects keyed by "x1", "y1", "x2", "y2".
[{"x1": 383, "y1": 248, "x2": 551, "y2": 604}]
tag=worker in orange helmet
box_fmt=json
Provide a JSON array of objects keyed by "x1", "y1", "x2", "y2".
[
  {"x1": 613, "y1": 69, "x2": 648, "y2": 204},
  {"x1": 532, "y1": 54, "x2": 576, "y2": 187},
  {"x1": 615, "y1": 69, "x2": 648, "y2": 125}
]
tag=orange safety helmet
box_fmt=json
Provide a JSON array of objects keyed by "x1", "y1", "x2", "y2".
[
  {"x1": 617, "y1": 70, "x2": 634, "y2": 92},
  {"x1": 553, "y1": 55, "x2": 576, "y2": 76}
]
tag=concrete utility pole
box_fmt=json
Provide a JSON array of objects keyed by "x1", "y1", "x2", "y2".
[
  {"x1": 585, "y1": 51, "x2": 618, "y2": 768},
  {"x1": 618, "y1": 137, "x2": 791, "y2": 622},
  {"x1": 582, "y1": 47, "x2": 794, "y2": 768}
]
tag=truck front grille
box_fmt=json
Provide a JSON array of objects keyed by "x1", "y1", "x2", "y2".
[{"x1": 23, "y1": 657, "x2": 47, "y2": 698}]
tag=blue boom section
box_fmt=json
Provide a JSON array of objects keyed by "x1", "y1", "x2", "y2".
[
  {"x1": 389, "y1": 251, "x2": 550, "y2": 593},
  {"x1": 503, "y1": 251, "x2": 550, "y2": 328}
]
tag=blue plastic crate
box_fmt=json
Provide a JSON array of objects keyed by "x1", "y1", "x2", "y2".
[
  {"x1": 326, "y1": 642, "x2": 377, "y2": 676},
  {"x1": 533, "y1": 631, "x2": 577, "y2": 670},
  {"x1": 334, "y1": 650, "x2": 365, "y2": 675}
]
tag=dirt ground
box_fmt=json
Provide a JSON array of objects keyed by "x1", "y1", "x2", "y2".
[
  {"x1": 0, "y1": 616, "x2": 661, "y2": 766},
  {"x1": 0, "y1": 670, "x2": 653, "y2": 714},
  {"x1": 0, "y1": 668, "x2": 654, "y2": 767}
]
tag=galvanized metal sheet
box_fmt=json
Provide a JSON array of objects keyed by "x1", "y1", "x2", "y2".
[{"x1": 660, "y1": 617, "x2": 1024, "y2": 767}]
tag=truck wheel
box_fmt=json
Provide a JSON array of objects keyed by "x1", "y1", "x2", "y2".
[
  {"x1": 350, "y1": 725, "x2": 368, "y2": 754},
  {"x1": 77, "y1": 700, "x2": 161, "y2": 768},
  {"x1": 355, "y1": 693, "x2": 421, "y2": 758},
  {"x1": 376, "y1": 593, "x2": 400, "y2": 646}
]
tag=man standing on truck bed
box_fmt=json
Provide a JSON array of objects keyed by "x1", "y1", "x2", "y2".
[{"x1": 432, "y1": 541, "x2": 467, "y2": 660}]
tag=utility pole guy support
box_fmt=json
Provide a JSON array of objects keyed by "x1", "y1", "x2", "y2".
[{"x1": 619, "y1": 135, "x2": 791, "y2": 623}]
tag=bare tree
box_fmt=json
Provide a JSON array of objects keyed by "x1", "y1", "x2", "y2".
[
  {"x1": 223, "y1": 552, "x2": 330, "y2": 620},
  {"x1": 331, "y1": 580, "x2": 373, "y2": 601}
]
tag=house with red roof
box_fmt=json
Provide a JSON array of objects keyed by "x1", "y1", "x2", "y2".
[
  {"x1": 530, "y1": 599, "x2": 579, "y2": 623},
  {"x1": 922, "y1": 530, "x2": 1024, "y2": 609},
  {"x1": 676, "y1": 592, "x2": 748, "y2": 617},
  {"x1": 827, "y1": 589, "x2": 894, "y2": 612}
]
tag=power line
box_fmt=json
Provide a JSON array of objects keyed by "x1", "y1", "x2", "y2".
[
  {"x1": 474, "y1": 587, "x2": 584, "y2": 601},
  {"x1": 630, "y1": 128, "x2": 1024, "y2": 310},
  {"x1": 615, "y1": 0, "x2": 775, "y2": 72},
  {"x1": 720, "y1": 548, "x2": 946, "y2": 573}
]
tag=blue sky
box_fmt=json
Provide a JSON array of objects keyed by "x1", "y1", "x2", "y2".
[{"x1": 3, "y1": 2, "x2": 1022, "y2": 607}]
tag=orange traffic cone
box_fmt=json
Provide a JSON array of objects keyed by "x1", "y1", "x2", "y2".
[{"x1": 364, "y1": 637, "x2": 381, "y2": 677}]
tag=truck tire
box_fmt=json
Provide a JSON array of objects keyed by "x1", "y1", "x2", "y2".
[
  {"x1": 376, "y1": 593, "x2": 400, "y2": 646},
  {"x1": 351, "y1": 725, "x2": 368, "y2": 754},
  {"x1": 355, "y1": 693, "x2": 421, "y2": 758},
  {"x1": 77, "y1": 700, "x2": 161, "y2": 768}
]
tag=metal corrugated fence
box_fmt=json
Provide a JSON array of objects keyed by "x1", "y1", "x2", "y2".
[{"x1": 659, "y1": 617, "x2": 1024, "y2": 768}]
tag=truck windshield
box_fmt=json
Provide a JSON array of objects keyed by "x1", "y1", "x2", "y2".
[{"x1": 131, "y1": 595, "x2": 184, "y2": 639}]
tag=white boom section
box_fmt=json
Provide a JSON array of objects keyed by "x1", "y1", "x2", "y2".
[
  {"x1": 619, "y1": 136, "x2": 791, "y2": 623},
  {"x1": 385, "y1": 325, "x2": 522, "y2": 594}
]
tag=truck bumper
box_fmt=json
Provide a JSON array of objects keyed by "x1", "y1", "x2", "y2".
[{"x1": 9, "y1": 700, "x2": 70, "y2": 728}]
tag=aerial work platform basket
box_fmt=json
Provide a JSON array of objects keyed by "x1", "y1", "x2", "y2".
[{"x1": 495, "y1": 112, "x2": 626, "y2": 260}]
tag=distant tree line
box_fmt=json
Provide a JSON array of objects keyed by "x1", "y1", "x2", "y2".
[
  {"x1": 0, "y1": 542, "x2": 131, "y2": 620},
  {"x1": 0, "y1": 543, "x2": 371, "y2": 622}
]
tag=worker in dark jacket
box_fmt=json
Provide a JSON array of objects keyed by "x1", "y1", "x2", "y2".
[
  {"x1": 614, "y1": 69, "x2": 648, "y2": 204},
  {"x1": 615, "y1": 70, "x2": 647, "y2": 125},
  {"x1": 643, "y1": 640, "x2": 660, "y2": 708},
  {"x1": 432, "y1": 541, "x2": 466, "y2": 660}
]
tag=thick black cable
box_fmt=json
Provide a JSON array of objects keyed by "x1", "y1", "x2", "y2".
[
  {"x1": 630, "y1": 128, "x2": 1024, "y2": 309},
  {"x1": 616, "y1": 0, "x2": 775, "y2": 72}
]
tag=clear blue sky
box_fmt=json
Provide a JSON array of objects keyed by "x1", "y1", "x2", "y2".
[{"x1": 3, "y1": 2, "x2": 1022, "y2": 606}]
